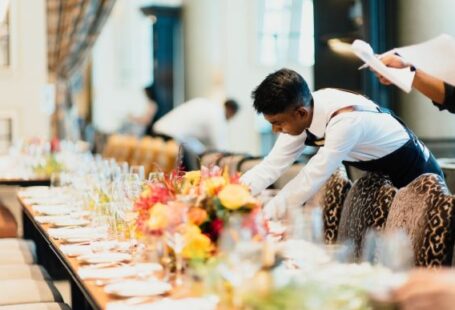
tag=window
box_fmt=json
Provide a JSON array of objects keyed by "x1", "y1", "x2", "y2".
[
  {"x1": 258, "y1": 0, "x2": 314, "y2": 66},
  {"x1": 0, "y1": 0, "x2": 10, "y2": 67}
]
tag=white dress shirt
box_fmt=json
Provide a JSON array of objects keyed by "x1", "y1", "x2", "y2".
[
  {"x1": 240, "y1": 88, "x2": 409, "y2": 217},
  {"x1": 153, "y1": 98, "x2": 228, "y2": 152}
]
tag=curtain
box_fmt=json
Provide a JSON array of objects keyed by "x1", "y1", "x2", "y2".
[{"x1": 47, "y1": 0, "x2": 116, "y2": 139}]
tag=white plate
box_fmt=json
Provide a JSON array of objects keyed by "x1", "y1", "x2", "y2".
[
  {"x1": 24, "y1": 197, "x2": 68, "y2": 205},
  {"x1": 79, "y1": 263, "x2": 162, "y2": 280},
  {"x1": 60, "y1": 244, "x2": 93, "y2": 257},
  {"x1": 48, "y1": 227, "x2": 107, "y2": 242},
  {"x1": 77, "y1": 252, "x2": 132, "y2": 264},
  {"x1": 104, "y1": 280, "x2": 171, "y2": 297},
  {"x1": 35, "y1": 215, "x2": 72, "y2": 224}
]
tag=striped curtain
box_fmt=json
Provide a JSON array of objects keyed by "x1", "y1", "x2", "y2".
[{"x1": 47, "y1": 0, "x2": 116, "y2": 138}]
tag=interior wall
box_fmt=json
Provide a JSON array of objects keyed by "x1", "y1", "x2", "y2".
[
  {"x1": 183, "y1": 0, "x2": 314, "y2": 155},
  {"x1": 0, "y1": 0, "x2": 49, "y2": 140},
  {"x1": 92, "y1": 0, "x2": 153, "y2": 134},
  {"x1": 397, "y1": 0, "x2": 455, "y2": 139}
]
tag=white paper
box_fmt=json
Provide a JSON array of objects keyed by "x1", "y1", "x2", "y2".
[
  {"x1": 394, "y1": 34, "x2": 455, "y2": 86},
  {"x1": 351, "y1": 40, "x2": 415, "y2": 93}
]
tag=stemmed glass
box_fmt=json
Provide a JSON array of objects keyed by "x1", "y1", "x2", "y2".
[
  {"x1": 130, "y1": 165, "x2": 145, "y2": 181},
  {"x1": 362, "y1": 228, "x2": 414, "y2": 272},
  {"x1": 163, "y1": 203, "x2": 189, "y2": 286}
]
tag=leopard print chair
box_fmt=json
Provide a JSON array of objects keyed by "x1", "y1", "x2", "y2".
[
  {"x1": 306, "y1": 168, "x2": 352, "y2": 244},
  {"x1": 337, "y1": 173, "x2": 397, "y2": 258},
  {"x1": 385, "y1": 173, "x2": 455, "y2": 267}
]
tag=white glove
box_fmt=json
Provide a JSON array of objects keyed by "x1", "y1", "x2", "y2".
[
  {"x1": 263, "y1": 195, "x2": 288, "y2": 220},
  {"x1": 263, "y1": 194, "x2": 304, "y2": 220}
]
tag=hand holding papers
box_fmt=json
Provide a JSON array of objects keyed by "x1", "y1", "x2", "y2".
[
  {"x1": 351, "y1": 40, "x2": 415, "y2": 93},
  {"x1": 394, "y1": 34, "x2": 455, "y2": 87}
]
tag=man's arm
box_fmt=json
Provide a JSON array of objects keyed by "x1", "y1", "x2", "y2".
[
  {"x1": 240, "y1": 132, "x2": 307, "y2": 195},
  {"x1": 375, "y1": 54, "x2": 446, "y2": 104},
  {"x1": 263, "y1": 115, "x2": 362, "y2": 219}
]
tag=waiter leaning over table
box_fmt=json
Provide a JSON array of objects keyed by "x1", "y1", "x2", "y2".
[{"x1": 240, "y1": 68, "x2": 444, "y2": 219}]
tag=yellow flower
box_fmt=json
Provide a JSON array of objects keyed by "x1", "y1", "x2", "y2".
[
  {"x1": 218, "y1": 184, "x2": 256, "y2": 210},
  {"x1": 146, "y1": 203, "x2": 168, "y2": 230},
  {"x1": 203, "y1": 177, "x2": 226, "y2": 196},
  {"x1": 180, "y1": 224, "x2": 213, "y2": 260},
  {"x1": 184, "y1": 170, "x2": 201, "y2": 185}
]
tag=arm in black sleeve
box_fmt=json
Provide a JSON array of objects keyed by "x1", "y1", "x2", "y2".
[{"x1": 432, "y1": 82, "x2": 455, "y2": 113}]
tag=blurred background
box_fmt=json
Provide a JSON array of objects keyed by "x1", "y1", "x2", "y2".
[{"x1": 0, "y1": 0, "x2": 454, "y2": 157}]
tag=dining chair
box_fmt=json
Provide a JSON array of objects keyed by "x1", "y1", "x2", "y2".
[
  {"x1": 385, "y1": 173, "x2": 455, "y2": 267},
  {"x1": 337, "y1": 173, "x2": 397, "y2": 258}
]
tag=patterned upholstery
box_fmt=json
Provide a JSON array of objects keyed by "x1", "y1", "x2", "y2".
[
  {"x1": 338, "y1": 173, "x2": 397, "y2": 258},
  {"x1": 385, "y1": 173, "x2": 455, "y2": 267},
  {"x1": 306, "y1": 169, "x2": 352, "y2": 244},
  {"x1": 47, "y1": 0, "x2": 116, "y2": 137}
]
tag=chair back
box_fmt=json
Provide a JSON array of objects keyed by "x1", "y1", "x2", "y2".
[
  {"x1": 338, "y1": 173, "x2": 397, "y2": 258},
  {"x1": 385, "y1": 173, "x2": 455, "y2": 267}
]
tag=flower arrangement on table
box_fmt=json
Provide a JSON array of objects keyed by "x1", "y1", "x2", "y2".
[
  {"x1": 32, "y1": 154, "x2": 65, "y2": 177},
  {"x1": 133, "y1": 166, "x2": 266, "y2": 261}
]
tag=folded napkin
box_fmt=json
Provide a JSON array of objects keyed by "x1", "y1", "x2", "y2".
[
  {"x1": 79, "y1": 263, "x2": 162, "y2": 280},
  {"x1": 48, "y1": 227, "x2": 107, "y2": 240}
]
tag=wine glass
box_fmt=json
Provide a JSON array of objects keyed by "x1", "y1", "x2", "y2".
[
  {"x1": 362, "y1": 228, "x2": 414, "y2": 272},
  {"x1": 130, "y1": 165, "x2": 145, "y2": 180}
]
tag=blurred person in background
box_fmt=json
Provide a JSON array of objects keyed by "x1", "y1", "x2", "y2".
[
  {"x1": 119, "y1": 84, "x2": 158, "y2": 136},
  {"x1": 153, "y1": 97, "x2": 239, "y2": 154}
]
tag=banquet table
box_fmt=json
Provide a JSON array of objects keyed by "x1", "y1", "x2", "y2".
[{"x1": 18, "y1": 195, "x2": 201, "y2": 310}]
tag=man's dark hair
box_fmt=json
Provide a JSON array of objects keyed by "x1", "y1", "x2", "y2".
[
  {"x1": 251, "y1": 68, "x2": 312, "y2": 115},
  {"x1": 224, "y1": 99, "x2": 240, "y2": 114}
]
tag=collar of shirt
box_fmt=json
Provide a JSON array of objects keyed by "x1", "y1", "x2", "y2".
[{"x1": 306, "y1": 88, "x2": 377, "y2": 139}]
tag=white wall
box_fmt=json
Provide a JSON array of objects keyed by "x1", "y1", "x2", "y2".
[
  {"x1": 92, "y1": 0, "x2": 153, "y2": 133},
  {"x1": 397, "y1": 0, "x2": 455, "y2": 138},
  {"x1": 0, "y1": 0, "x2": 49, "y2": 140},
  {"x1": 183, "y1": 0, "x2": 313, "y2": 155}
]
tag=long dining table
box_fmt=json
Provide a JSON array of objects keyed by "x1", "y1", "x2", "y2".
[
  {"x1": 18, "y1": 192, "x2": 204, "y2": 310},
  {"x1": 20, "y1": 194, "x2": 109, "y2": 309}
]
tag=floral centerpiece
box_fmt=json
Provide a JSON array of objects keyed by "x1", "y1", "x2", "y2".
[{"x1": 133, "y1": 166, "x2": 266, "y2": 260}]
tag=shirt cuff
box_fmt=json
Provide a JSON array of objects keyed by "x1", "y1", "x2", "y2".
[{"x1": 432, "y1": 82, "x2": 455, "y2": 113}]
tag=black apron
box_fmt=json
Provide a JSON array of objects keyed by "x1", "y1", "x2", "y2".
[{"x1": 305, "y1": 105, "x2": 444, "y2": 188}]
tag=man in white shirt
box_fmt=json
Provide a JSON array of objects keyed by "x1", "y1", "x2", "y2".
[
  {"x1": 240, "y1": 68, "x2": 443, "y2": 219},
  {"x1": 153, "y1": 98, "x2": 239, "y2": 154}
]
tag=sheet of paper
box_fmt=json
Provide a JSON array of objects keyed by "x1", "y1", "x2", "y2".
[
  {"x1": 352, "y1": 40, "x2": 415, "y2": 93},
  {"x1": 394, "y1": 34, "x2": 455, "y2": 86}
]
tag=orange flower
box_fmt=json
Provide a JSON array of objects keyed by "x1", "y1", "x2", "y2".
[
  {"x1": 188, "y1": 207, "x2": 208, "y2": 226},
  {"x1": 218, "y1": 184, "x2": 256, "y2": 210}
]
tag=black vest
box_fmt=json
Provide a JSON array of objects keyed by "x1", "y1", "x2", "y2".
[{"x1": 304, "y1": 105, "x2": 443, "y2": 188}]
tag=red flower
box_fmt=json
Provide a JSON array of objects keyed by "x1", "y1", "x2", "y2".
[{"x1": 206, "y1": 218, "x2": 224, "y2": 242}]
